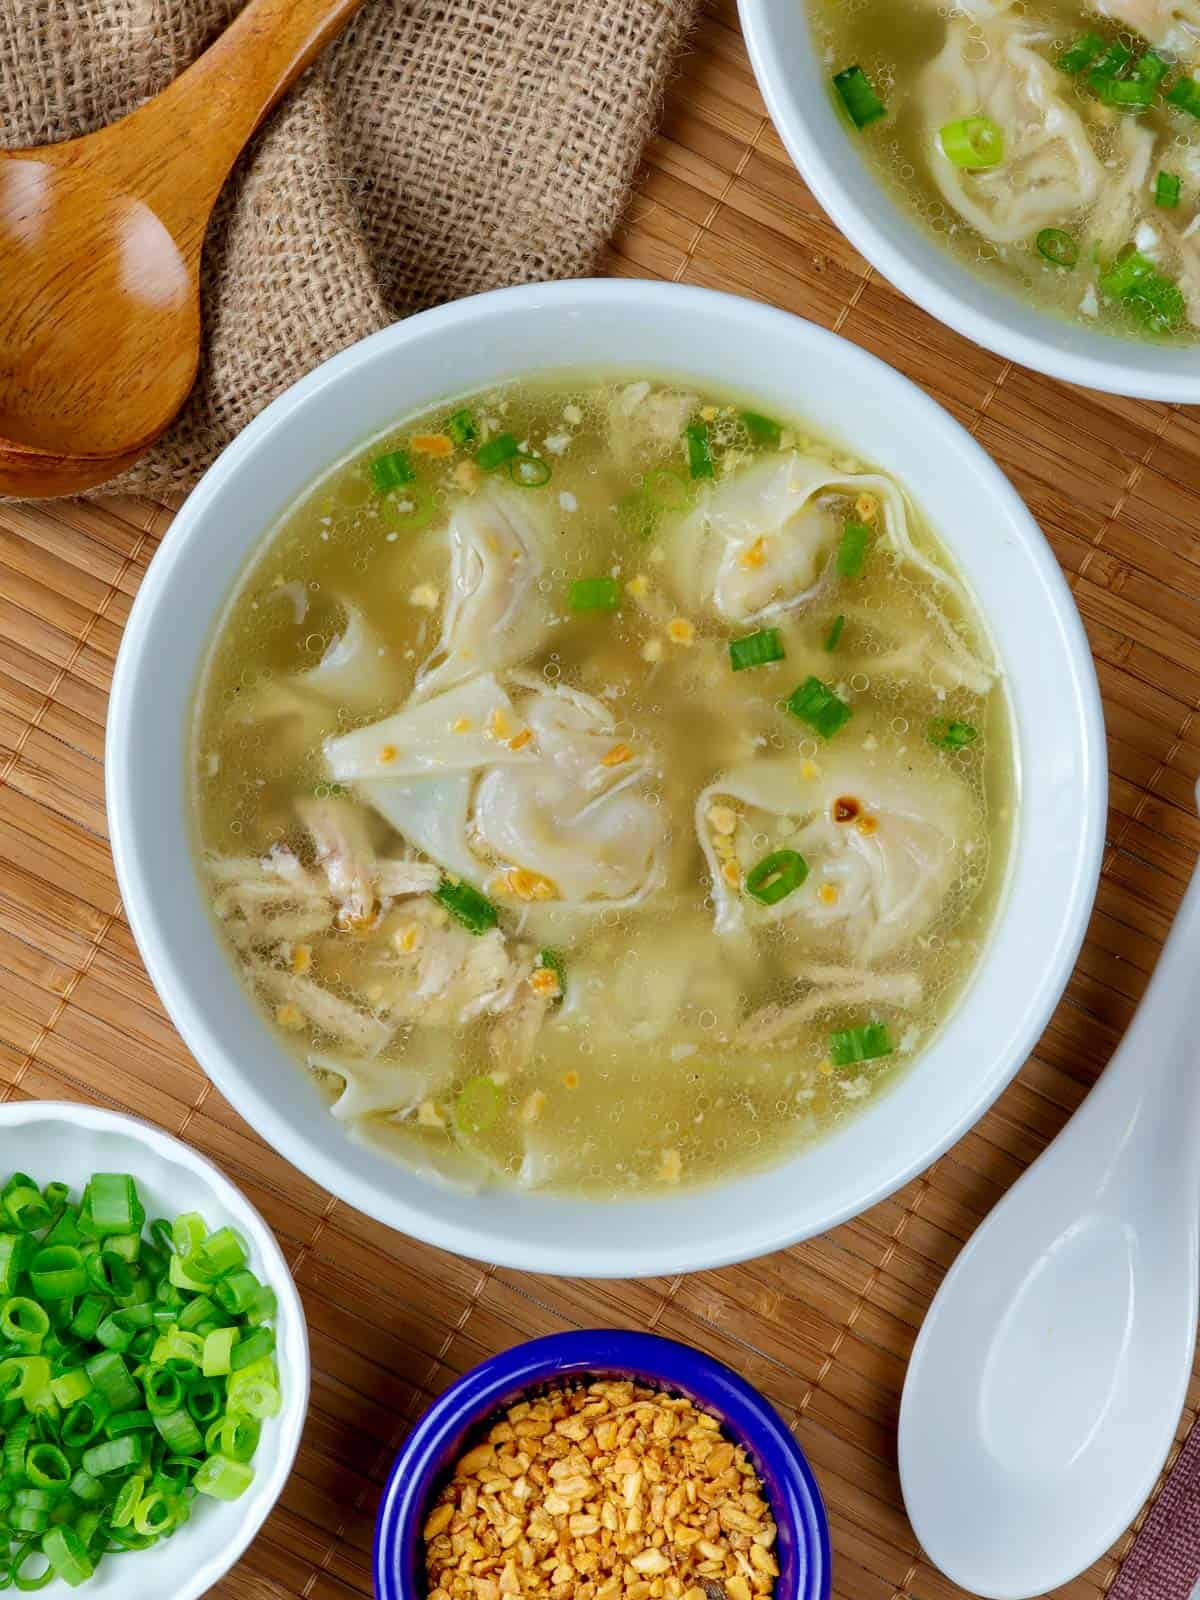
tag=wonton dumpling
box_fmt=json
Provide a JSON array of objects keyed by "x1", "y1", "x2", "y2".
[
  {"x1": 921, "y1": 19, "x2": 1104, "y2": 245},
  {"x1": 1091, "y1": 0, "x2": 1200, "y2": 57},
  {"x1": 472, "y1": 679, "x2": 667, "y2": 905},
  {"x1": 296, "y1": 601, "x2": 398, "y2": 712},
  {"x1": 697, "y1": 752, "x2": 974, "y2": 960},
  {"x1": 665, "y1": 453, "x2": 958, "y2": 625},
  {"x1": 415, "y1": 483, "x2": 555, "y2": 700},
  {"x1": 343, "y1": 676, "x2": 668, "y2": 911}
]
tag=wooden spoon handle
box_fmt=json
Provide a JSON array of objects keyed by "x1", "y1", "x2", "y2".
[{"x1": 108, "y1": 0, "x2": 368, "y2": 251}]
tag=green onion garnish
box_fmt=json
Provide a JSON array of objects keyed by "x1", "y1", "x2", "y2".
[
  {"x1": 829, "y1": 1022, "x2": 894, "y2": 1067},
  {"x1": 1099, "y1": 250, "x2": 1186, "y2": 333},
  {"x1": 1088, "y1": 39, "x2": 1133, "y2": 80},
  {"x1": 369, "y1": 450, "x2": 415, "y2": 491},
  {"x1": 455, "y1": 1076, "x2": 503, "y2": 1136},
  {"x1": 685, "y1": 422, "x2": 714, "y2": 480},
  {"x1": 645, "y1": 467, "x2": 690, "y2": 510},
  {"x1": 477, "y1": 433, "x2": 519, "y2": 471},
  {"x1": 0, "y1": 1169, "x2": 280, "y2": 1584},
  {"x1": 939, "y1": 116, "x2": 1005, "y2": 169},
  {"x1": 1036, "y1": 228, "x2": 1079, "y2": 269},
  {"x1": 837, "y1": 519, "x2": 871, "y2": 578},
  {"x1": 1168, "y1": 75, "x2": 1200, "y2": 117},
  {"x1": 1133, "y1": 50, "x2": 1170, "y2": 88},
  {"x1": 824, "y1": 614, "x2": 845, "y2": 652},
  {"x1": 729, "y1": 628, "x2": 785, "y2": 672},
  {"x1": 744, "y1": 850, "x2": 809, "y2": 906},
  {"x1": 740, "y1": 410, "x2": 782, "y2": 447},
  {"x1": 446, "y1": 408, "x2": 478, "y2": 448},
  {"x1": 1156, "y1": 171, "x2": 1182, "y2": 208},
  {"x1": 509, "y1": 452, "x2": 551, "y2": 488},
  {"x1": 1057, "y1": 32, "x2": 1104, "y2": 73},
  {"x1": 435, "y1": 877, "x2": 499, "y2": 934},
  {"x1": 928, "y1": 718, "x2": 979, "y2": 750},
  {"x1": 833, "y1": 65, "x2": 886, "y2": 129},
  {"x1": 1090, "y1": 73, "x2": 1155, "y2": 107},
  {"x1": 569, "y1": 577, "x2": 620, "y2": 612},
  {"x1": 537, "y1": 948, "x2": 567, "y2": 1003},
  {"x1": 786, "y1": 676, "x2": 853, "y2": 740}
]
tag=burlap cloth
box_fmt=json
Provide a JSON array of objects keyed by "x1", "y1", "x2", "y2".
[{"x1": 0, "y1": 0, "x2": 696, "y2": 498}]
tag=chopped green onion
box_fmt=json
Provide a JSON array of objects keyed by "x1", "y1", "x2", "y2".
[
  {"x1": 537, "y1": 948, "x2": 567, "y2": 1004},
  {"x1": 1057, "y1": 32, "x2": 1104, "y2": 73},
  {"x1": 1156, "y1": 171, "x2": 1182, "y2": 208},
  {"x1": 1089, "y1": 39, "x2": 1132, "y2": 80},
  {"x1": 213, "y1": 1270, "x2": 262, "y2": 1317},
  {"x1": 833, "y1": 64, "x2": 886, "y2": 129},
  {"x1": 829, "y1": 1022, "x2": 894, "y2": 1067},
  {"x1": 744, "y1": 850, "x2": 809, "y2": 906},
  {"x1": 202, "y1": 1327, "x2": 238, "y2": 1378},
  {"x1": 837, "y1": 519, "x2": 871, "y2": 578},
  {"x1": 3, "y1": 1177, "x2": 50, "y2": 1234},
  {"x1": 388, "y1": 483, "x2": 438, "y2": 532},
  {"x1": 644, "y1": 467, "x2": 690, "y2": 510},
  {"x1": 194, "y1": 1454, "x2": 254, "y2": 1501},
  {"x1": 435, "y1": 877, "x2": 499, "y2": 934},
  {"x1": 454, "y1": 1077, "x2": 503, "y2": 1137},
  {"x1": 509, "y1": 452, "x2": 552, "y2": 488},
  {"x1": 1, "y1": 1299, "x2": 49, "y2": 1349},
  {"x1": 152, "y1": 1406, "x2": 204, "y2": 1456},
  {"x1": 1133, "y1": 50, "x2": 1170, "y2": 88},
  {"x1": 446, "y1": 408, "x2": 478, "y2": 448},
  {"x1": 740, "y1": 410, "x2": 782, "y2": 447},
  {"x1": 188, "y1": 1226, "x2": 248, "y2": 1283},
  {"x1": 1090, "y1": 73, "x2": 1155, "y2": 107},
  {"x1": 729, "y1": 629, "x2": 785, "y2": 673},
  {"x1": 42, "y1": 1525, "x2": 93, "y2": 1588},
  {"x1": 824, "y1": 614, "x2": 845, "y2": 652},
  {"x1": 569, "y1": 577, "x2": 620, "y2": 612},
  {"x1": 369, "y1": 450, "x2": 415, "y2": 492},
  {"x1": 477, "y1": 432, "x2": 519, "y2": 471},
  {"x1": 219, "y1": 1412, "x2": 262, "y2": 1464},
  {"x1": 928, "y1": 718, "x2": 979, "y2": 750},
  {"x1": 80, "y1": 1433, "x2": 141, "y2": 1477},
  {"x1": 1036, "y1": 228, "x2": 1078, "y2": 269},
  {"x1": 1168, "y1": 74, "x2": 1200, "y2": 117},
  {"x1": 786, "y1": 676, "x2": 853, "y2": 740},
  {"x1": 684, "y1": 422, "x2": 714, "y2": 480},
  {"x1": 1100, "y1": 250, "x2": 1186, "y2": 332},
  {"x1": 939, "y1": 115, "x2": 1005, "y2": 169}
]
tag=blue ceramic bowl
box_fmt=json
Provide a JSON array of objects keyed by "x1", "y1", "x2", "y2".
[{"x1": 375, "y1": 1329, "x2": 830, "y2": 1599}]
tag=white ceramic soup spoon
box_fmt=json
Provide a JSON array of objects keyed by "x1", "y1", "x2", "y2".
[{"x1": 899, "y1": 786, "x2": 1200, "y2": 1600}]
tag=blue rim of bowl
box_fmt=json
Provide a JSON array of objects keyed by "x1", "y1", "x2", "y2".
[{"x1": 374, "y1": 1329, "x2": 830, "y2": 1600}]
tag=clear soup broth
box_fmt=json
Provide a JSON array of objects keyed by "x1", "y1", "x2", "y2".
[
  {"x1": 812, "y1": 0, "x2": 1200, "y2": 342},
  {"x1": 191, "y1": 376, "x2": 1015, "y2": 1197}
]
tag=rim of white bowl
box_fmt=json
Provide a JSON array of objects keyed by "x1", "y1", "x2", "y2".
[
  {"x1": 106, "y1": 278, "x2": 1107, "y2": 1277},
  {"x1": 738, "y1": 0, "x2": 1200, "y2": 402},
  {"x1": 0, "y1": 1100, "x2": 309, "y2": 1599}
]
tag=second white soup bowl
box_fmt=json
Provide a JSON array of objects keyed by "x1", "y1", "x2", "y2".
[
  {"x1": 739, "y1": 0, "x2": 1200, "y2": 402},
  {"x1": 107, "y1": 280, "x2": 1106, "y2": 1277}
]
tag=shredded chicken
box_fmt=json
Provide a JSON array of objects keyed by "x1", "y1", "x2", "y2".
[
  {"x1": 296, "y1": 795, "x2": 379, "y2": 924},
  {"x1": 376, "y1": 859, "x2": 442, "y2": 897},
  {"x1": 736, "y1": 967, "x2": 923, "y2": 1048},
  {"x1": 251, "y1": 962, "x2": 394, "y2": 1053},
  {"x1": 489, "y1": 985, "x2": 550, "y2": 1074}
]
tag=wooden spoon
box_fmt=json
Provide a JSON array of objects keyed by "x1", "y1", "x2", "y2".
[{"x1": 0, "y1": 0, "x2": 367, "y2": 498}]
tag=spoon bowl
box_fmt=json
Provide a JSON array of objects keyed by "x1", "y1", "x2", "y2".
[
  {"x1": 900, "y1": 784, "x2": 1200, "y2": 1598},
  {"x1": 0, "y1": 0, "x2": 367, "y2": 497}
]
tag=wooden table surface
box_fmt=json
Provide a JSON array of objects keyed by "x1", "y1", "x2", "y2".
[{"x1": 3, "y1": 1, "x2": 1200, "y2": 1596}]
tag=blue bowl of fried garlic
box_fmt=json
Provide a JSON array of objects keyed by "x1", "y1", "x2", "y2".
[{"x1": 374, "y1": 1329, "x2": 830, "y2": 1600}]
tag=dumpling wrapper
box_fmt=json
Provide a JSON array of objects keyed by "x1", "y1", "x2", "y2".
[
  {"x1": 697, "y1": 752, "x2": 975, "y2": 961},
  {"x1": 664, "y1": 451, "x2": 958, "y2": 625},
  {"x1": 1090, "y1": 0, "x2": 1200, "y2": 58},
  {"x1": 310, "y1": 1031, "x2": 455, "y2": 1122},
  {"x1": 324, "y1": 674, "x2": 539, "y2": 779},
  {"x1": 414, "y1": 482, "x2": 556, "y2": 701},
  {"x1": 921, "y1": 19, "x2": 1104, "y2": 246},
  {"x1": 344, "y1": 678, "x2": 668, "y2": 912}
]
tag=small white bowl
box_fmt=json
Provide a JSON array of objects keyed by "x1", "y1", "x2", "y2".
[
  {"x1": 106, "y1": 278, "x2": 1106, "y2": 1277},
  {"x1": 0, "y1": 1101, "x2": 309, "y2": 1599},
  {"x1": 739, "y1": 0, "x2": 1200, "y2": 401}
]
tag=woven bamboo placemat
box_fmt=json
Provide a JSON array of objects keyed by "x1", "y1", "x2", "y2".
[{"x1": 3, "y1": 2, "x2": 1199, "y2": 1596}]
